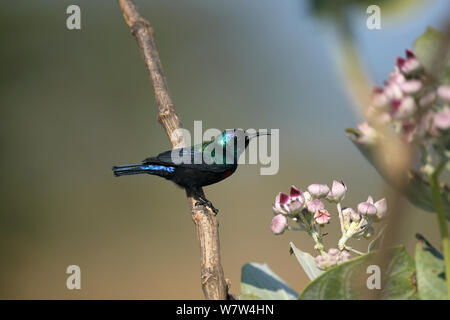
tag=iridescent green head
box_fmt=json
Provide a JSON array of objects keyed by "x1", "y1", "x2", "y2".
[{"x1": 214, "y1": 129, "x2": 270, "y2": 164}]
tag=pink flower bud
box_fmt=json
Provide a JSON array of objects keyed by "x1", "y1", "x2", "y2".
[
  {"x1": 400, "y1": 80, "x2": 422, "y2": 94},
  {"x1": 342, "y1": 207, "x2": 355, "y2": 217},
  {"x1": 314, "y1": 209, "x2": 331, "y2": 225},
  {"x1": 302, "y1": 191, "x2": 312, "y2": 203},
  {"x1": 273, "y1": 188, "x2": 305, "y2": 215},
  {"x1": 315, "y1": 255, "x2": 325, "y2": 264},
  {"x1": 384, "y1": 79, "x2": 403, "y2": 100},
  {"x1": 272, "y1": 192, "x2": 289, "y2": 214},
  {"x1": 287, "y1": 198, "x2": 303, "y2": 213},
  {"x1": 328, "y1": 255, "x2": 338, "y2": 265},
  {"x1": 371, "y1": 88, "x2": 389, "y2": 108},
  {"x1": 315, "y1": 255, "x2": 327, "y2": 269},
  {"x1": 397, "y1": 52, "x2": 421, "y2": 74},
  {"x1": 327, "y1": 180, "x2": 347, "y2": 202},
  {"x1": 357, "y1": 201, "x2": 377, "y2": 215},
  {"x1": 270, "y1": 214, "x2": 288, "y2": 235},
  {"x1": 338, "y1": 250, "x2": 351, "y2": 262},
  {"x1": 374, "y1": 198, "x2": 388, "y2": 220},
  {"x1": 350, "y1": 210, "x2": 361, "y2": 222},
  {"x1": 391, "y1": 96, "x2": 417, "y2": 120},
  {"x1": 328, "y1": 248, "x2": 340, "y2": 256},
  {"x1": 404, "y1": 59, "x2": 421, "y2": 74},
  {"x1": 315, "y1": 249, "x2": 351, "y2": 270},
  {"x1": 389, "y1": 70, "x2": 406, "y2": 85},
  {"x1": 307, "y1": 184, "x2": 330, "y2": 199},
  {"x1": 433, "y1": 107, "x2": 450, "y2": 130},
  {"x1": 307, "y1": 199, "x2": 325, "y2": 213},
  {"x1": 419, "y1": 92, "x2": 436, "y2": 108},
  {"x1": 437, "y1": 85, "x2": 450, "y2": 103}
]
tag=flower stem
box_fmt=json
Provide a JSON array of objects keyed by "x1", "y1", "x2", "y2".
[
  {"x1": 311, "y1": 226, "x2": 325, "y2": 255},
  {"x1": 429, "y1": 161, "x2": 450, "y2": 300},
  {"x1": 337, "y1": 202, "x2": 345, "y2": 235},
  {"x1": 344, "y1": 246, "x2": 365, "y2": 256}
]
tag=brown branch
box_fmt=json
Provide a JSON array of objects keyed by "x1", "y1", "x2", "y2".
[{"x1": 117, "y1": 0, "x2": 229, "y2": 300}]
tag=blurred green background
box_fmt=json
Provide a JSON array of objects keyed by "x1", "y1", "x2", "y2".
[{"x1": 1, "y1": 0, "x2": 449, "y2": 299}]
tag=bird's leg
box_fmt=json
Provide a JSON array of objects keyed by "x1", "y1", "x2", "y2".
[{"x1": 191, "y1": 189, "x2": 219, "y2": 214}]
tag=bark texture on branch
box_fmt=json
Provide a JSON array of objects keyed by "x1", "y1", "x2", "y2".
[{"x1": 117, "y1": 0, "x2": 229, "y2": 300}]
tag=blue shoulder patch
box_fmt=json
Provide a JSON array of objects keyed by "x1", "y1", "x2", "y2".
[{"x1": 140, "y1": 164, "x2": 175, "y2": 173}]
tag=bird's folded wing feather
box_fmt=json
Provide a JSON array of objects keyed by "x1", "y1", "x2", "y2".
[{"x1": 142, "y1": 148, "x2": 233, "y2": 173}]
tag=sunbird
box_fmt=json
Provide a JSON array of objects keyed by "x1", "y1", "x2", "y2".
[{"x1": 112, "y1": 129, "x2": 268, "y2": 213}]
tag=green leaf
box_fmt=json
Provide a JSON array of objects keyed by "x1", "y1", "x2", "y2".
[
  {"x1": 289, "y1": 242, "x2": 324, "y2": 280},
  {"x1": 240, "y1": 263, "x2": 298, "y2": 300},
  {"x1": 346, "y1": 129, "x2": 450, "y2": 219},
  {"x1": 299, "y1": 246, "x2": 418, "y2": 300},
  {"x1": 413, "y1": 27, "x2": 450, "y2": 85},
  {"x1": 415, "y1": 234, "x2": 448, "y2": 299}
]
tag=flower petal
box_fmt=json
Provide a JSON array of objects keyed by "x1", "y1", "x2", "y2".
[
  {"x1": 278, "y1": 192, "x2": 289, "y2": 205},
  {"x1": 290, "y1": 185, "x2": 302, "y2": 197},
  {"x1": 270, "y1": 214, "x2": 288, "y2": 235}
]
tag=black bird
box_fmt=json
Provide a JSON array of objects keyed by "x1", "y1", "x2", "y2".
[{"x1": 112, "y1": 129, "x2": 267, "y2": 213}]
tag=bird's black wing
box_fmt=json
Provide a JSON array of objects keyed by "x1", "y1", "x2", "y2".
[{"x1": 143, "y1": 148, "x2": 234, "y2": 173}]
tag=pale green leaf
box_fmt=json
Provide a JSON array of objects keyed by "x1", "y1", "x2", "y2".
[
  {"x1": 413, "y1": 27, "x2": 450, "y2": 85},
  {"x1": 289, "y1": 242, "x2": 324, "y2": 280},
  {"x1": 415, "y1": 234, "x2": 447, "y2": 300},
  {"x1": 299, "y1": 246, "x2": 418, "y2": 300},
  {"x1": 240, "y1": 263, "x2": 298, "y2": 300}
]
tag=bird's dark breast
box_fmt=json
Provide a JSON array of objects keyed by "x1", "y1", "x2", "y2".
[{"x1": 171, "y1": 165, "x2": 237, "y2": 189}]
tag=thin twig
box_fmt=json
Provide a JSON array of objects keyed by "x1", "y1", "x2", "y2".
[{"x1": 117, "y1": 0, "x2": 229, "y2": 300}]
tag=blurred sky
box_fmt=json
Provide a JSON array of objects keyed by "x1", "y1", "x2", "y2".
[{"x1": 1, "y1": 0, "x2": 449, "y2": 299}]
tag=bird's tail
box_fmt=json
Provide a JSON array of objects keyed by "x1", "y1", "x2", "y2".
[{"x1": 112, "y1": 163, "x2": 175, "y2": 177}]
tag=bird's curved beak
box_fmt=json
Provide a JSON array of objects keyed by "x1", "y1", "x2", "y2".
[{"x1": 247, "y1": 131, "x2": 271, "y2": 140}]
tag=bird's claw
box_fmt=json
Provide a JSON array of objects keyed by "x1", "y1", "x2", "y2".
[
  {"x1": 195, "y1": 201, "x2": 203, "y2": 207},
  {"x1": 195, "y1": 200, "x2": 219, "y2": 214}
]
